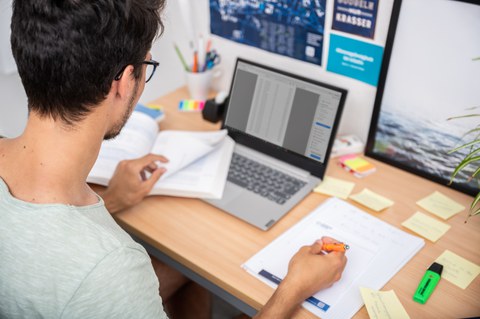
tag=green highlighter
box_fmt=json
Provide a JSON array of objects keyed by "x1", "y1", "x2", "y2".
[{"x1": 413, "y1": 262, "x2": 443, "y2": 304}]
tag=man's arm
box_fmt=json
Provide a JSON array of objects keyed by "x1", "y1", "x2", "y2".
[
  {"x1": 254, "y1": 237, "x2": 347, "y2": 319},
  {"x1": 96, "y1": 154, "x2": 168, "y2": 213}
]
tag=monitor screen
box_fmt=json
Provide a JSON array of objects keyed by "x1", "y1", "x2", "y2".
[
  {"x1": 366, "y1": 0, "x2": 480, "y2": 196},
  {"x1": 225, "y1": 60, "x2": 344, "y2": 164}
]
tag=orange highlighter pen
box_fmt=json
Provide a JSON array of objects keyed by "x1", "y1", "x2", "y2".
[{"x1": 322, "y1": 243, "x2": 350, "y2": 252}]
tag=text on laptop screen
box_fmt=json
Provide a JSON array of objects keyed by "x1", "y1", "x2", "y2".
[{"x1": 225, "y1": 61, "x2": 343, "y2": 163}]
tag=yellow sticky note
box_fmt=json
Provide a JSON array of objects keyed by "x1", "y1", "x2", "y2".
[
  {"x1": 349, "y1": 188, "x2": 394, "y2": 212},
  {"x1": 360, "y1": 287, "x2": 411, "y2": 319},
  {"x1": 416, "y1": 191, "x2": 465, "y2": 220},
  {"x1": 313, "y1": 176, "x2": 355, "y2": 199},
  {"x1": 344, "y1": 157, "x2": 376, "y2": 173},
  {"x1": 435, "y1": 250, "x2": 480, "y2": 289},
  {"x1": 401, "y1": 212, "x2": 451, "y2": 242}
]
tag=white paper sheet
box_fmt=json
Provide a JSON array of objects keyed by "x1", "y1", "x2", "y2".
[{"x1": 242, "y1": 198, "x2": 424, "y2": 319}]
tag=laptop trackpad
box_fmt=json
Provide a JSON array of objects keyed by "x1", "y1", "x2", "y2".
[{"x1": 219, "y1": 182, "x2": 244, "y2": 205}]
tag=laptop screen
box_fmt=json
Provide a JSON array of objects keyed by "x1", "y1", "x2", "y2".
[{"x1": 224, "y1": 59, "x2": 346, "y2": 176}]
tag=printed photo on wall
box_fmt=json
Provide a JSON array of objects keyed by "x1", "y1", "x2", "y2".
[
  {"x1": 210, "y1": 0, "x2": 326, "y2": 66},
  {"x1": 332, "y1": 0, "x2": 378, "y2": 39}
]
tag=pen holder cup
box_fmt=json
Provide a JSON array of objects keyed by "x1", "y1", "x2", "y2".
[{"x1": 185, "y1": 69, "x2": 221, "y2": 101}]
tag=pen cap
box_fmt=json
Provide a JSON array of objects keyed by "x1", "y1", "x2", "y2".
[{"x1": 428, "y1": 262, "x2": 443, "y2": 275}]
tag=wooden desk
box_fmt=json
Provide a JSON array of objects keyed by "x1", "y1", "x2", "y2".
[{"x1": 115, "y1": 87, "x2": 480, "y2": 318}]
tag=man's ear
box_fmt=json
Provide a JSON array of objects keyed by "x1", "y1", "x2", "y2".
[{"x1": 111, "y1": 65, "x2": 135, "y2": 100}]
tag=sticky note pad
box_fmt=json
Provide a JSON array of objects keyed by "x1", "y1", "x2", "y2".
[
  {"x1": 416, "y1": 191, "x2": 465, "y2": 220},
  {"x1": 178, "y1": 99, "x2": 205, "y2": 112},
  {"x1": 313, "y1": 176, "x2": 355, "y2": 199},
  {"x1": 360, "y1": 287, "x2": 411, "y2": 319},
  {"x1": 402, "y1": 212, "x2": 451, "y2": 242},
  {"x1": 349, "y1": 188, "x2": 394, "y2": 212},
  {"x1": 344, "y1": 157, "x2": 375, "y2": 173},
  {"x1": 435, "y1": 250, "x2": 480, "y2": 289}
]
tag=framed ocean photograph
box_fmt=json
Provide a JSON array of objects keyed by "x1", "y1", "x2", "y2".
[{"x1": 365, "y1": 0, "x2": 480, "y2": 196}]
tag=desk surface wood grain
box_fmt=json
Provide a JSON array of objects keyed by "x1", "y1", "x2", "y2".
[{"x1": 114, "y1": 87, "x2": 480, "y2": 318}]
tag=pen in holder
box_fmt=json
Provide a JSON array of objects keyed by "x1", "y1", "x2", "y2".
[{"x1": 174, "y1": 41, "x2": 222, "y2": 101}]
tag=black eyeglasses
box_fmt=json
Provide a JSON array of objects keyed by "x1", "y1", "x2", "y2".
[{"x1": 114, "y1": 59, "x2": 160, "y2": 83}]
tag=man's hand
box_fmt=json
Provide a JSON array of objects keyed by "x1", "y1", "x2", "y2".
[
  {"x1": 254, "y1": 236, "x2": 347, "y2": 319},
  {"x1": 99, "y1": 154, "x2": 168, "y2": 213}
]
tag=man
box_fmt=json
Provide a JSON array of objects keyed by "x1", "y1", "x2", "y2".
[{"x1": 0, "y1": 1, "x2": 347, "y2": 319}]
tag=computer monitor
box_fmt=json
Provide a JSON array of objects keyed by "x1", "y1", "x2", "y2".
[{"x1": 366, "y1": 0, "x2": 480, "y2": 196}]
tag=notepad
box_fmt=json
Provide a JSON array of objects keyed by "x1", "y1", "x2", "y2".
[
  {"x1": 402, "y1": 212, "x2": 451, "y2": 242},
  {"x1": 313, "y1": 176, "x2": 355, "y2": 199},
  {"x1": 360, "y1": 287, "x2": 410, "y2": 319},
  {"x1": 349, "y1": 188, "x2": 394, "y2": 212},
  {"x1": 435, "y1": 250, "x2": 480, "y2": 289},
  {"x1": 416, "y1": 191, "x2": 465, "y2": 220},
  {"x1": 338, "y1": 154, "x2": 376, "y2": 178}
]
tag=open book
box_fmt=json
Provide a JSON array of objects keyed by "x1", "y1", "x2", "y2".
[{"x1": 87, "y1": 110, "x2": 235, "y2": 199}]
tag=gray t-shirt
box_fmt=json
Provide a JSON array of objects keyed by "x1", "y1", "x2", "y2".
[{"x1": 0, "y1": 178, "x2": 168, "y2": 319}]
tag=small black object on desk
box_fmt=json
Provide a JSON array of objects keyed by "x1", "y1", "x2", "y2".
[{"x1": 202, "y1": 91, "x2": 228, "y2": 123}]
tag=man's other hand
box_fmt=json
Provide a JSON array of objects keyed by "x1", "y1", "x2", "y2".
[{"x1": 100, "y1": 154, "x2": 168, "y2": 213}]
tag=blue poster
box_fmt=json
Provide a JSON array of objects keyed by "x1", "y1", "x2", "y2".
[
  {"x1": 210, "y1": 0, "x2": 326, "y2": 65},
  {"x1": 332, "y1": 0, "x2": 378, "y2": 39},
  {"x1": 327, "y1": 34, "x2": 383, "y2": 86}
]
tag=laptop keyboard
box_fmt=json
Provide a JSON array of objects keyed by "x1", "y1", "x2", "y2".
[{"x1": 227, "y1": 153, "x2": 307, "y2": 205}]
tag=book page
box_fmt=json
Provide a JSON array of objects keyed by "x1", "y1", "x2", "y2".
[
  {"x1": 151, "y1": 135, "x2": 235, "y2": 199},
  {"x1": 151, "y1": 130, "x2": 227, "y2": 179},
  {"x1": 87, "y1": 111, "x2": 158, "y2": 185}
]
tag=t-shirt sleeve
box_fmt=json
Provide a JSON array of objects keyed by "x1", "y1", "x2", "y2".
[{"x1": 61, "y1": 246, "x2": 168, "y2": 319}]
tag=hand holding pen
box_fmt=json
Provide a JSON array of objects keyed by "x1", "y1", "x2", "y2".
[{"x1": 282, "y1": 237, "x2": 348, "y2": 299}]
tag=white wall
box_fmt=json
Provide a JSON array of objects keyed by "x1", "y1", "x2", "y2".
[{"x1": 0, "y1": 0, "x2": 395, "y2": 142}]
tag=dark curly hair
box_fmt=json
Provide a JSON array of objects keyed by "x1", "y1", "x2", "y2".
[{"x1": 11, "y1": 0, "x2": 166, "y2": 125}]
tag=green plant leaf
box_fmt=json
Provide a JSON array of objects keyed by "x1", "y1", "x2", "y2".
[
  {"x1": 472, "y1": 207, "x2": 480, "y2": 216},
  {"x1": 464, "y1": 148, "x2": 480, "y2": 160},
  {"x1": 470, "y1": 192, "x2": 480, "y2": 211},
  {"x1": 447, "y1": 114, "x2": 480, "y2": 121},
  {"x1": 459, "y1": 127, "x2": 480, "y2": 140},
  {"x1": 472, "y1": 166, "x2": 480, "y2": 178},
  {"x1": 449, "y1": 156, "x2": 480, "y2": 183},
  {"x1": 448, "y1": 139, "x2": 480, "y2": 154}
]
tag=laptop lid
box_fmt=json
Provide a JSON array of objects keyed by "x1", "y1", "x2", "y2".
[{"x1": 222, "y1": 58, "x2": 347, "y2": 179}]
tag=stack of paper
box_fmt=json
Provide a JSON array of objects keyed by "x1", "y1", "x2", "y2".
[{"x1": 242, "y1": 198, "x2": 424, "y2": 319}]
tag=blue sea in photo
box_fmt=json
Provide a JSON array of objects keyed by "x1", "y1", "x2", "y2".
[{"x1": 373, "y1": 110, "x2": 479, "y2": 192}]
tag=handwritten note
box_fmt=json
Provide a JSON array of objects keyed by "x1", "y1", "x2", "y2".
[
  {"x1": 360, "y1": 287, "x2": 410, "y2": 319},
  {"x1": 402, "y1": 212, "x2": 451, "y2": 242},
  {"x1": 313, "y1": 176, "x2": 355, "y2": 199},
  {"x1": 349, "y1": 188, "x2": 394, "y2": 212},
  {"x1": 435, "y1": 250, "x2": 480, "y2": 289},
  {"x1": 416, "y1": 191, "x2": 465, "y2": 220}
]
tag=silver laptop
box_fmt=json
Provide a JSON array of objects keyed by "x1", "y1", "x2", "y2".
[{"x1": 205, "y1": 59, "x2": 347, "y2": 230}]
